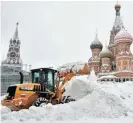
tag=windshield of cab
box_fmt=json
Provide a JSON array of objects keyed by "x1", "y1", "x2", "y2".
[
  {"x1": 47, "y1": 71, "x2": 54, "y2": 91},
  {"x1": 32, "y1": 70, "x2": 55, "y2": 91}
]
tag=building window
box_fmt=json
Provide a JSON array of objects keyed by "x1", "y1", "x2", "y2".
[
  {"x1": 123, "y1": 66, "x2": 126, "y2": 70},
  {"x1": 123, "y1": 61, "x2": 127, "y2": 65}
]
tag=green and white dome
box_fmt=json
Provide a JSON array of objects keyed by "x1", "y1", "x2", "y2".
[{"x1": 99, "y1": 45, "x2": 112, "y2": 59}]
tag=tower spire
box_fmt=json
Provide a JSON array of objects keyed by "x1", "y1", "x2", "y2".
[
  {"x1": 95, "y1": 28, "x2": 98, "y2": 38},
  {"x1": 90, "y1": 28, "x2": 103, "y2": 50},
  {"x1": 115, "y1": 1, "x2": 121, "y2": 16},
  {"x1": 113, "y1": 1, "x2": 124, "y2": 29},
  {"x1": 3, "y1": 22, "x2": 22, "y2": 65},
  {"x1": 105, "y1": 40, "x2": 107, "y2": 47},
  {"x1": 94, "y1": 28, "x2": 98, "y2": 41},
  {"x1": 109, "y1": 2, "x2": 124, "y2": 46},
  {"x1": 103, "y1": 40, "x2": 108, "y2": 50},
  {"x1": 13, "y1": 22, "x2": 19, "y2": 40}
]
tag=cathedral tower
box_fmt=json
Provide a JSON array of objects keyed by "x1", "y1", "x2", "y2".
[
  {"x1": 114, "y1": 28, "x2": 133, "y2": 72},
  {"x1": 3, "y1": 22, "x2": 22, "y2": 69},
  {"x1": 108, "y1": 2, "x2": 124, "y2": 61},
  {"x1": 88, "y1": 31, "x2": 103, "y2": 74},
  {"x1": 99, "y1": 44, "x2": 112, "y2": 73}
]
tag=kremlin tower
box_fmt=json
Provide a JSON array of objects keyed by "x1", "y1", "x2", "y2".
[
  {"x1": 1, "y1": 23, "x2": 30, "y2": 94},
  {"x1": 88, "y1": 31, "x2": 103, "y2": 74},
  {"x1": 2, "y1": 22, "x2": 22, "y2": 70}
]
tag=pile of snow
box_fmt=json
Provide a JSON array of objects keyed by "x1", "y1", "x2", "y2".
[
  {"x1": 63, "y1": 76, "x2": 132, "y2": 118},
  {"x1": 59, "y1": 61, "x2": 85, "y2": 67},
  {"x1": 100, "y1": 82, "x2": 133, "y2": 114},
  {"x1": 57, "y1": 61, "x2": 86, "y2": 73},
  {"x1": 1, "y1": 75, "x2": 133, "y2": 122},
  {"x1": 0, "y1": 106, "x2": 11, "y2": 114},
  {"x1": 87, "y1": 68, "x2": 97, "y2": 82},
  {"x1": 31, "y1": 62, "x2": 58, "y2": 70},
  {"x1": 0, "y1": 94, "x2": 7, "y2": 102},
  {"x1": 63, "y1": 77, "x2": 94, "y2": 100}
]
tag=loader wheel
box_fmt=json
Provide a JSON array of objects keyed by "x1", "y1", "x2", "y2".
[
  {"x1": 61, "y1": 96, "x2": 76, "y2": 104},
  {"x1": 33, "y1": 97, "x2": 48, "y2": 107},
  {"x1": 65, "y1": 96, "x2": 76, "y2": 103}
]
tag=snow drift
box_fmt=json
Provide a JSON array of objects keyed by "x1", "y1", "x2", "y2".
[{"x1": 1, "y1": 75, "x2": 133, "y2": 123}]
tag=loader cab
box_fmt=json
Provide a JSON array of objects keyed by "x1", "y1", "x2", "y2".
[{"x1": 31, "y1": 68, "x2": 57, "y2": 92}]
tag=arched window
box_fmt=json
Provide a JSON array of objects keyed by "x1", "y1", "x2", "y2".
[{"x1": 123, "y1": 66, "x2": 126, "y2": 70}]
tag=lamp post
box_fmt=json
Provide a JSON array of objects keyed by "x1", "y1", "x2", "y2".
[
  {"x1": 29, "y1": 65, "x2": 32, "y2": 71},
  {"x1": 25, "y1": 64, "x2": 27, "y2": 71}
]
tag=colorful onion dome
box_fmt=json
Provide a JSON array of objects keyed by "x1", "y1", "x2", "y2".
[
  {"x1": 99, "y1": 45, "x2": 112, "y2": 59},
  {"x1": 114, "y1": 28, "x2": 133, "y2": 44},
  {"x1": 90, "y1": 33, "x2": 103, "y2": 50}
]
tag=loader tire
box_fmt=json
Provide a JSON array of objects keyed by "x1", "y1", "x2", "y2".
[
  {"x1": 65, "y1": 96, "x2": 76, "y2": 103},
  {"x1": 33, "y1": 97, "x2": 48, "y2": 107},
  {"x1": 61, "y1": 96, "x2": 75, "y2": 104}
]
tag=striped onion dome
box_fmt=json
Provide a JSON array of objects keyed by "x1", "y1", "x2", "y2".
[
  {"x1": 90, "y1": 33, "x2": 103, "y2": 50},
  {"x1": 99, "y1": 45, "x2": 112, "y2": 59},
  {"x1": 114, "y1": 28, "x2": 133, "y2": 44}
]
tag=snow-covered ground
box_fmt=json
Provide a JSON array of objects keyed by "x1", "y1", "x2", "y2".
[{"x1": 1, "y1": 74, "x2": 133, "y2": 123}]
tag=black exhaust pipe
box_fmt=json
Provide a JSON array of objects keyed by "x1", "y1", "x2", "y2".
[{"x1": 19, "y1": 72, "x2": 24, "y2": 84}]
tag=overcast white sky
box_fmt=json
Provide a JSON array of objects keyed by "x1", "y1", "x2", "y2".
[{"x1": 1, "y1": 1, "x2": 133, "y2": 69}]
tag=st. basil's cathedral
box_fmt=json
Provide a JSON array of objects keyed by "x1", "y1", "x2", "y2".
[
  {"x1": 88, "y1": 2, "x2": 133, "y2": 81},
  {"x1": 58, "y1": 2, "x2": 133, "y2": 82}
]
